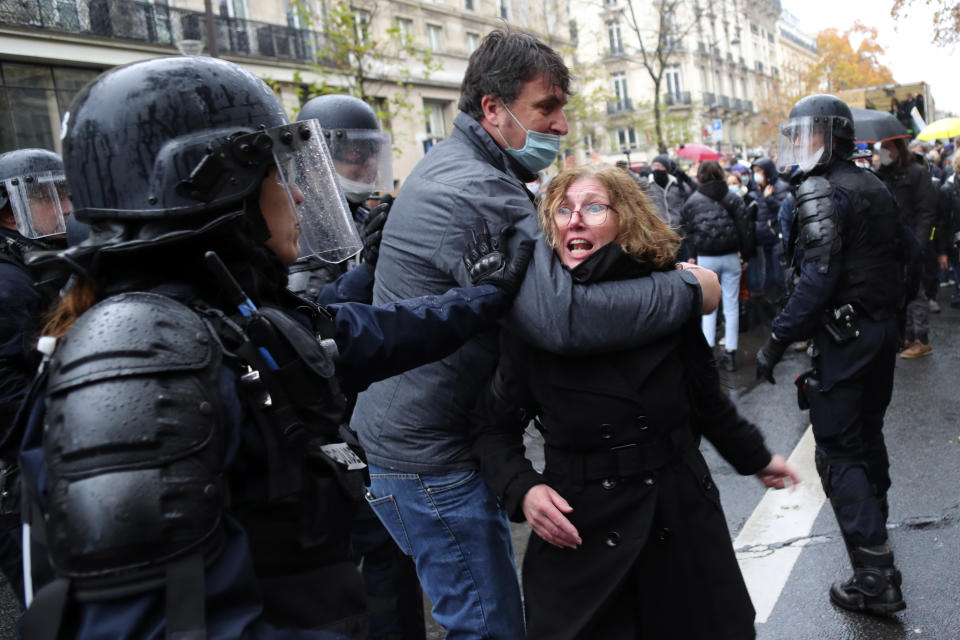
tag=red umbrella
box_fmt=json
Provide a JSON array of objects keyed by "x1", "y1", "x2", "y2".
[{"x1": 677, "y1": 143, "x2": 720, "y2": 162}]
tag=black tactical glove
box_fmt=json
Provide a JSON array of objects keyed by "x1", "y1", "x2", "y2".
[
  {"x1": 756, "y1": 335, "x2": 789, "y2": 384},
  {"x1": 463, "y1": 220, "x2": 534, "y2": 301},
  {"x1": 360, "y1": 193, "x2": 392, "y2": 270}
]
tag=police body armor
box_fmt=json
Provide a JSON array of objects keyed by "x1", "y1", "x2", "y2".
[
  {"x1": 22, "y1": 288, "x2": 363, "y2": 639},
  {"x1": 787, "y1": 162, "x2": 902, "y2": 322},
  {"x1": 826, "y1": 162, "x2": 902, "y2": 320}
]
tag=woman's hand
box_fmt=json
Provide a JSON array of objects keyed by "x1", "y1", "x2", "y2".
[
  {"x1": 755, "y1": 454, "x2": 801, "y2": 490},
  {"x1": 678, "y1": 262, "x2": 720, "y2": 314},
  {"x1": 522, "y1": 484, "x2": 581, "y2": 549}
]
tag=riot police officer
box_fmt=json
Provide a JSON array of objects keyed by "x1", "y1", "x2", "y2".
[
  {"x1": 295, "y1": 94, "x2": 425, "y2": 640},
  {"x1": 15, "y1": 56, "x2": 528, "y2": 640},
  {"x1": 0, "y1": 148, "x2": 71, "y2": 609},
  {"x1": 756, "y1": 94, "x2": 905, "y2": 615},
  {"x1": 289, "y1": 94, "x2": 393, "y2": 301}
]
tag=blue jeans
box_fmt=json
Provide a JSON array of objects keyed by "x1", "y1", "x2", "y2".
[
  {"x1": 745, "y1": 243, "x2": 782, "y2": 293},
  {"x1": 698, "y1": 253, "x2": 742, "y2": 351},
  {"x1": 364, "y1": 464, "x2": 525, "y2": 640}
]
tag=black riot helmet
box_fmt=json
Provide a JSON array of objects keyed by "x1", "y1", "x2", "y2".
[
  {"x1": 0, "y1": 148, "x2": 71, "y2": 238},
  {"x1": 777, "y1": 94, "x2": 856, "y2": 173},
  {"x1": 60, "y1": 57, "x2": 360, "y2": 266},
  {"x1": 296, "y1": 94, "x2": 393, "y2": 203}
]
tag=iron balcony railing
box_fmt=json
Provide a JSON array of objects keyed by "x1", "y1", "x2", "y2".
[
  {"x1": 664, "y1": 91, "x2": 691, "y2": 106},
  {"x1": 719, "y1": 95, "x2": 730, "y2": 109},
  {"x1": 0, "y1": 0, "x2": 324, "y2": 63},
  {"x1": 606, "y1": 97, "x2": 634, "y2": 115}
]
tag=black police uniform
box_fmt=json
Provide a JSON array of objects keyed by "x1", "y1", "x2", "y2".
[
  {"x1": 766, "y1": 158, "x2": 905, "y2": 612},
  {"x1": 0, "y1": 228, "x2": 64, "y2": 607}
]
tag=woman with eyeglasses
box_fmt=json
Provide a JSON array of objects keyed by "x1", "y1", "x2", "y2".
[{"x1": 470, "y1": 164, "x2": 798, "y2": 640}]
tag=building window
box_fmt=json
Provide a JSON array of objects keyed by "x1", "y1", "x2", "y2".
[
  {"x1": 607, "y1": 20, "x2": 623, "y2": 54},
  {"x1": 612, "y1": 72, "x2": 628, "y2": 109},
  {"x1": 466, "y1": 31, "x2": 480, "y2": 55},
  {"x1": 750, "y1": 23, "x2": 758, "y2": 35},
  {"x1": 218, "y1": 0, "x2": 248, "y2": 19},
  {"x1": 665, "y1": 67, "x2": 682, "y2": 98},
  {"x1": 0, "y1": 63, "x2": 101, "y2": 154},
  {"x1": 395, "y1": 18, "x2": 413, "y2": 44},
  {"x1": 423, "y1": 100, "x2": 447, "y2": 153},
  {"x1": 354, "y1": 9, "x2": 370, "y2": 44},
  {"x1": 604, "y1": 0, "x2": 617, "y2": 5},
  {"x1": 615, "y1": 127, "x2": 637, "y2": 149},
  {"x1": 584, "y1": 131, "x2": 596, "y2": 152},
  {"x1": 497, "y1": 0, "x2": 509, "y2": 20},
  {"x1": 464, "y1": 0, "x2": 475, "y2": 9},
  {"x1": 426, "y1": 24, "x2": 442, "y2": 51}
]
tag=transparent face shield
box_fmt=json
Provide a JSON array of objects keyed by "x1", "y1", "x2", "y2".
[
  {"x1": 264, "y1": 120, "x2": 361, "y2": 264},
  {"x1": 776, "y1": 116, "x2": 833, "y2": 174},
  {"x1": 4, "y1": 171, "x2": 71, "y2": 238},
  {"x1": 324, "y1": 129, "x2": 393, "y2": 202}
]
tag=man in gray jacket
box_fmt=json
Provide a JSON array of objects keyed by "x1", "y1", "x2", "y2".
[{"x1": 351, "y1": 28, "x2": 720, "y2": 639}]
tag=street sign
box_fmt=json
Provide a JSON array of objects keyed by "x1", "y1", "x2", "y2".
[{"x1": 711, "y1": 119, "x2": 723, "y2": 143}]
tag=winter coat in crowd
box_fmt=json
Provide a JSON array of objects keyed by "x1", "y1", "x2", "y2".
[
  {"x1": 878, "y1": 158, "x2": 938, "y2": 249},
  {"x1": 681, "y1": 180, "x2": 755, "y2": 259},
  {"x1": 747, "y1": 158, "x2": 790, "y2": 247},
  {"x1": 645, "y1": 172, "x2": 686, "y2": 229}
]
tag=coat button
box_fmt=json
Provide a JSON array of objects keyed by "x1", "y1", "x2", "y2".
[
  {"x1": 703, "y1": 474, "x2": 714, "y2": 491},
  {"x1": 635, "y1": 415, "x2": 648, "y2": 430},
  {"x1": 605, "y1": 531, "x2": 621, "y2": 547},
  {"x1": 657, "y1": 527, "x2": 672, "y2": 542},
  {"x1": 601, "y1": 478, "x2": 618, "y2": 490},
  {"x1": 643, "y1": 474, "x2": 656, "y2": 486},
  {"x1": 599, "y1": 423, "x2": 613, "y2": 439}
]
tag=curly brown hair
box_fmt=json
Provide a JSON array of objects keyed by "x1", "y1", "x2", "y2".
[{"x1": 538, "y1": 165, "x2": 680, "y2": 269}]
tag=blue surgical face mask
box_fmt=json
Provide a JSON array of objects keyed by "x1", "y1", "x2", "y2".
[
  {"x1": 728, "y1": 185, "x2": 740, "y2": 195},
  {"x1": 497, "y1": 102, "x2": 563, "y2": 173}
]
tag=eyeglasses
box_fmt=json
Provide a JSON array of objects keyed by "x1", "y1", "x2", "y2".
[{"x1": 553, "y1": 202, "x2": 615, "y2": 226}]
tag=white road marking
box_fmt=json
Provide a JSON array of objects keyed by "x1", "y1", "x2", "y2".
[{"x1": 734, "y1": 425, "x2": 826, "y2": 623}]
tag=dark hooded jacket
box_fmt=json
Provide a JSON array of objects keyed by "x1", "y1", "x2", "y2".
[
  {"x1": 681, "y1": 180, "x2": 755, "y2": 258},
  {"x1": 748, "y1": 158, "x2": 790, "y2": 246}
]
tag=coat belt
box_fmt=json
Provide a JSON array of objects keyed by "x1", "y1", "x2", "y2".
[{"x1": 544, "y1": 429, "x2": 696, "y2": 482}]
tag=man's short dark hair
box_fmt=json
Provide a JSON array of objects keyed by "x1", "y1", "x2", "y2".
[{"x1": 458, "y1": 28, "x2": 570, "y2": 120}]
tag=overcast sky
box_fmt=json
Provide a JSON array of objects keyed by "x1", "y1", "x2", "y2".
[{"x1": 781, "y1": 0, "x2": 958, "y2": 118}]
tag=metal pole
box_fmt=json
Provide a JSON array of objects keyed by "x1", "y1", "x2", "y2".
[{"x1": 205, "y1": 0, "x2": 220, "y2": 58}]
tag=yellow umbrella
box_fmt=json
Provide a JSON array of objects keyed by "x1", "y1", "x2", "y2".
[{"x1": 916, "y1": 117, "x2": 960, "y2": 141}]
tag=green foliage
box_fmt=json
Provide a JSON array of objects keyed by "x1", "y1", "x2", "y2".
[{"x1": 290, "y1": 0, "x2": 443, "y2": 140}]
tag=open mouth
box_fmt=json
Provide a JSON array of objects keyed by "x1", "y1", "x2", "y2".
[{"x1": 567, "y1": 238, "x2": 594, "y2": 257}]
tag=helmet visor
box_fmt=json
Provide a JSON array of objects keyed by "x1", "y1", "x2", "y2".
[
  {"x1": 269, "y1": 120, "x2": 361, "y2": 264},
  {"x1": 5, "y1": 171, "x2": 71, "y2": 238},
  {"x1": 776, "y1": 116, "x2": 833, "y2": 173},
  {"x1": 324, "y1": 129, "x2": 393, "y2": 197}
]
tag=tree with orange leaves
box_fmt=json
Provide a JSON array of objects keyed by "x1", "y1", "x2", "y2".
[
  {"x1": 806, "y1": 23, "x2": 896, "y2": 92},
  {"x1": 891, "y1": 0, "x2": 959, "y2": 46}
]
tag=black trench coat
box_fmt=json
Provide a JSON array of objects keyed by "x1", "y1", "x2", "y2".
[{"x1": 472, "y1": 244, "x2": 772, "y2": 640}]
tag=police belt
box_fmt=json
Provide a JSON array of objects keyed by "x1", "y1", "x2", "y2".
[{"x1": 543, "y1": 428, "x2": 696, "y2": 482}]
